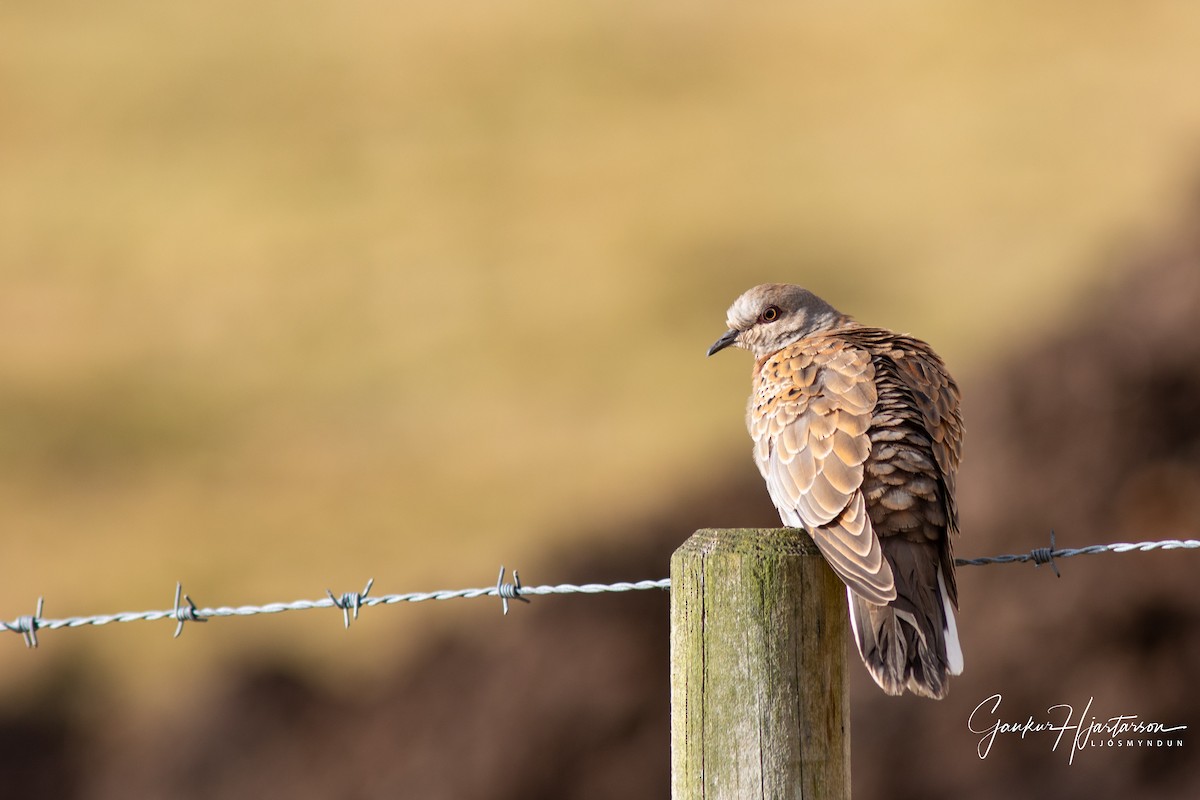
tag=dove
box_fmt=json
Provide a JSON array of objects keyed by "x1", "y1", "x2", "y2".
[{"x1": 709, "y1": 283, "x2": 963, "y2": 698}]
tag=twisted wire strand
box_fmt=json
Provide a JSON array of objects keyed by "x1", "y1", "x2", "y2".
[
  {"x1": 3, "y1": 538, "x2": 1197, "y2": 645},
  {"x1": 1, "y1": 578, "x2": 674, "y2": 638},
  {"x1": 953, "y1": 537, "x2": 1200, "y2": 567}
]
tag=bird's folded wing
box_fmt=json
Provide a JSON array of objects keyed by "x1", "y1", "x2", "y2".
[
  {"x1": 882, "y1": 336, "x2": 965, "y2": 605},
  {"x1": 887, "y1": 341, "x2": 964, "y2": 491},
  {"x1": 752, "y1": 342, "x2": 896, "y2": 604}
]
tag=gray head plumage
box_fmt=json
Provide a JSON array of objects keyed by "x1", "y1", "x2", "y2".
[{"x1": 708, "y1": 284, "x2": 846, "y2": 359}]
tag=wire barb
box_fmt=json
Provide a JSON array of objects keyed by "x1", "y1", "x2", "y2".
[
  {"x1": 327, "y1": 578, "x2": 374, "y2": 629},
  {"x1": 5, "y1": 597, "x2": 45, "y2": 648},
  {"x1": 172, "y1": 583, "x2": 206, "y2": 638},
  {"x1": 495, "y1": 566, "x2": 530, "y2": 616},
  {"x1": 1029, "y1": 529, "x2": 1061, "y2": 577}
]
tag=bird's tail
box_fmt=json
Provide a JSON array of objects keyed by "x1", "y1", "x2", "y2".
[{"x1": 847, "y1": 563, "x2": 962, "y2": 699}]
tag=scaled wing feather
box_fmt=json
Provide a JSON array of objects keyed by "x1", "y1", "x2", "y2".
[{"x1": 752, "y1": 344, "x2": 896, "y2": 604}]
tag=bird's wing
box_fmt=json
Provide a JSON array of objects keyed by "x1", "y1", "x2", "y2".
[
  {"x1": 886, "y1": 338, "x2": 964, "y2": 489},
  {"x1": 751, "y1": 339, "x2": 896, "y2": 604},
  {"x1": 880, "y1": 335, "x2": 965, "y2": 605}
]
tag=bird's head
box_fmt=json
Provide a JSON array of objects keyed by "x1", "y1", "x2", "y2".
[{"x1": 707, "y1": 283, "x2": 845, "y2": 359}]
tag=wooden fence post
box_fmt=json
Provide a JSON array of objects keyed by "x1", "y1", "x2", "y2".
[{"x1": 670, "y1": 528, "x2": 850, "y2": 799}]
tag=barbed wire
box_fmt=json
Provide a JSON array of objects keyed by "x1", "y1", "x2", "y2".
[
  {"x1": 951, "y1": 531, "x2": 1200, "y2": 576},
  {"x1": 3, "y1": 536, "x2": 1197, "y2": 648}
]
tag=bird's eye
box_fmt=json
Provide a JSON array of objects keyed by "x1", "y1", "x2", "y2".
[{"x1": 760, "y1": 305, "x2": 781, "y2": 323}]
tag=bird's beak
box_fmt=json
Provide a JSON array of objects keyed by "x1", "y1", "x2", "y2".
[{"x1": 707, "y1": 329, "x2": 740, "y2": 357}]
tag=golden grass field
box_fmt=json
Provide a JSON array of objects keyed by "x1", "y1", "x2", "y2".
[{"x1": 3, "y1": 1, "x2": 1200, "y2": 711}]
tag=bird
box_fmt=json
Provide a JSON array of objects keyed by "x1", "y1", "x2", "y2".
[{"x1": 708, "y1": 283, "x2": 964, "y2": 699}]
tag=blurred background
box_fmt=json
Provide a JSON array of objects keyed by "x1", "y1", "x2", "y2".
[{"x1": 2, "y1": 1, "x2": 1200, "y2": 798}]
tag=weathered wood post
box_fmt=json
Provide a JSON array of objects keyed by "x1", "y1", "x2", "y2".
[{"x1": 670, "y1": 528, "x2": 850, "y2": 799}]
